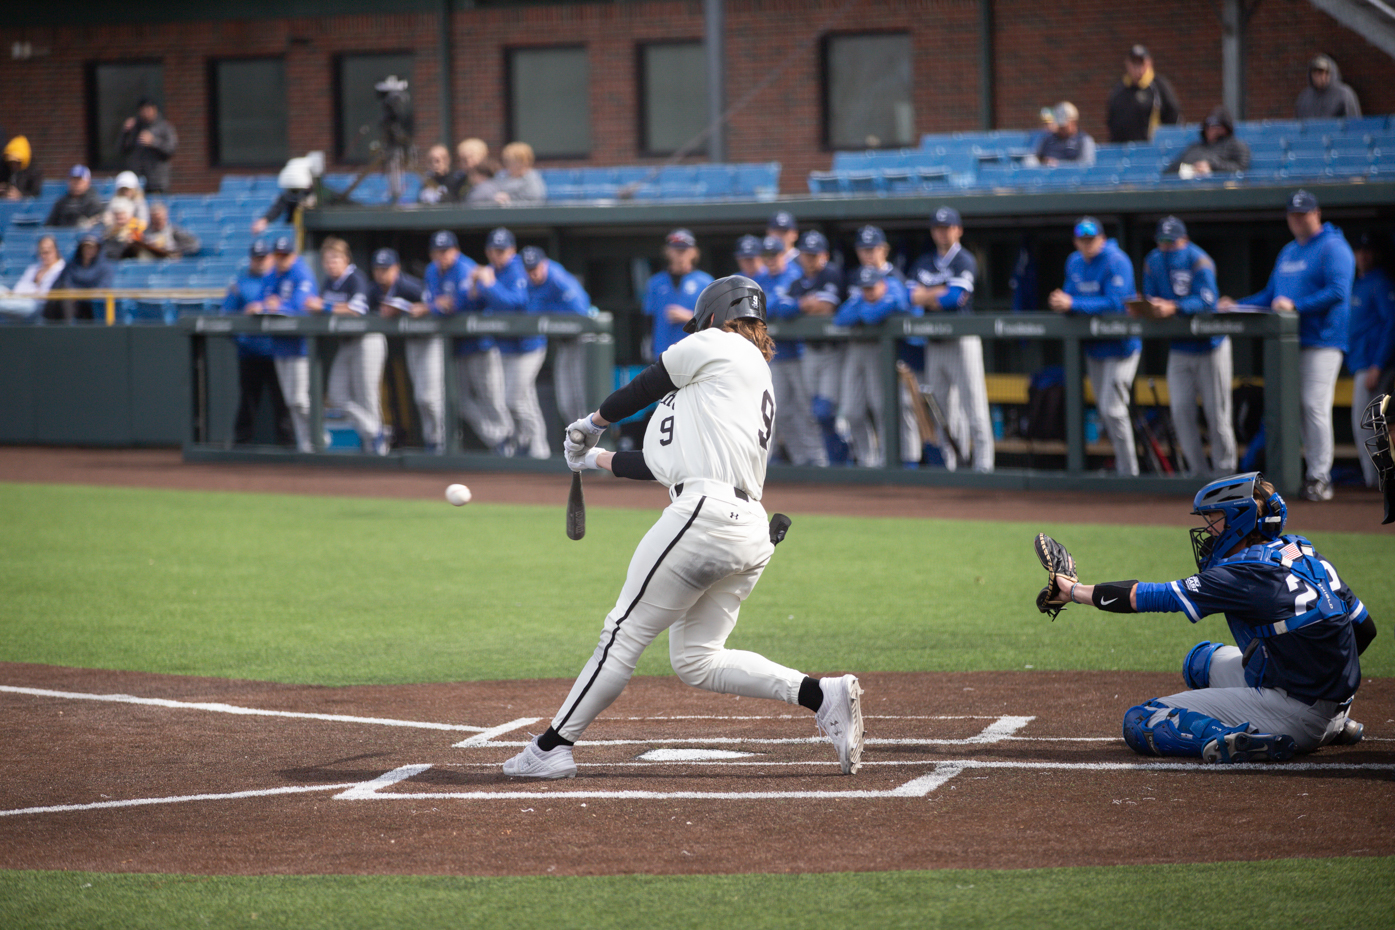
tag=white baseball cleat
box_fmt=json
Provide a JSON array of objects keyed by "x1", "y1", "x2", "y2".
[
  {"x1": 815, "y1": 674, "x2": 864, "y2": 775},
  {"x1": 503, "y1": 738, "x2": 577, "y2": 779}
]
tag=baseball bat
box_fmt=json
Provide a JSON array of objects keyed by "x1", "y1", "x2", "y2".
[
  {"x1": 895, "y1": 361, "x2": 937, "y2": 444},
  {"x1": 566, "y1": 427, "x2": 586, "y2": 541},
  {"x1": 1147, "y1": 378, "x2": 1181, "y2": 473}
]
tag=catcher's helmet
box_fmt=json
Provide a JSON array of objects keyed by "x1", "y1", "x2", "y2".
[
  {"x1": 1188, "y1": 471, "x2": 1286, "y2": 571},
  {"x1": 684, "y1": 274, "x2": 767, "y2": 334}
]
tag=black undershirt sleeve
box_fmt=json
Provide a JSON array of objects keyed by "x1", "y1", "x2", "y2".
[
  {"x1": 598, "y1": 360, "x2": 676, "y2": 424},
  {"x1": 1355, "y1": 616, "x2": 1377, "y2": 656},
  {"x1": 610, "y1": 450, "x2": 656, "y2": 481}
]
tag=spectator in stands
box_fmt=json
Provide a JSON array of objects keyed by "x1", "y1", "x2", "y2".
[
  {"x1": 308, "y1": 237, "x2": 387, "y2": 455},
  {"x1": 0, "y1": 234, "x2": 64, "y2": 321},
  {"x1": 455, "y1": 137, "x2": 489, "y2": 193},
  {"x1": 1142, "y1": 216, "x2": 1236, "y2": 477},
  {"x1": 1049, "y1": 217, "x2": 1141, "y2": 476},
  {"x1": 370, "y1": 247, "x2": 442, "y2": 453},
  {"x1": 1027, "y1": 107, "x2": 1057, "y2": 154},
  {"x1": 107, "y1": 171, "x2": 150, "y2": 226},
  {"x1": 1106, "y1": 45, "x2": 1181, "y2": 143},
  {"x1": 1295, "y1": 54, "x2": 1362, "y2": 120},
  {"x1": 766, "y1": 211, "x2": 800, "y2": 263},
  {"x1": 522, "y1": 245, "x2": 592, "y2": 425},
  {"x1": 45, "y1": 166, "x2": 104, "y2": 228},
  {"x1": 1219, "y1": 190, "x2": 1355, "y2": 502},
  {"x1": 470, "y1": 142, "x2": 546, "y2": 206},
  {"x1": 119, "y1": 97, "x2": 177, "y2": 193},
  {"x1": 1165, "y1": 106, "x2": 1250, "y2": 177},
  {"x1": 789, "y1": 229, "x2": 847, "y2": 464},
  {"x1": 137, "y1": 201, "x2": 200, "y2": 259},
  {"x1": 734, "y1": 234, "x2": 763, "y2": 278},
  {"x1": 48, "y1": 231, "x2": 114, "y2": 322},
  {"x1": 1347, "y1": 232, "x2": 1395, "y2": 488},
  {"x1": 643, "y1": 228, "x2": 713, "y2": 359},
  {"x1": 472, "y1": 227, "x2": 549, "y2": 458},
  {"x1": 261, "y1": 235, "x2": 317, "y2": 452},
  {"x1": 252, "y1": 157, "x2": 315, "y2": 235},
  {"x1": 101, "y1": 197, "x2": 146, "y2": 260},
  {"x1": 223, "y1": 240, "x2": 293, "y2": 449},
  {"x1": 834, "y1": 259, "x2": 910, "y2": 468},
  {"x1": 0, "y1": 136, "x2": 41, "y2": 200},
  {"x1": 1033, "y1": 103, "x2": 1095, "y2": 167},
  {"x1": 760, "y1": 234, "x2": 824, "y2": 466},
  {"x1": 418, "y1": 143, "x2": 464, "y2": 205}
]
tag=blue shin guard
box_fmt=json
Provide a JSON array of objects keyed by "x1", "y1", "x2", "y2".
[
  {"x1": 1122, "y1": 700, "x2": 1254, "y2": 759},
  {"x1": 1182, "y1": 641, "x2": 1225, "y2": 690}
]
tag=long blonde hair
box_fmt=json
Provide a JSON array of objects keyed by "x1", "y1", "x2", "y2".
[{"x1": 723, "y1": 318, "x2": 775, "y2": 361}]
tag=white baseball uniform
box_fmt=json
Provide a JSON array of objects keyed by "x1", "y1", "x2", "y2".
[{"x1": 548, "y1": 328, "x2": 806, "y2": 743}]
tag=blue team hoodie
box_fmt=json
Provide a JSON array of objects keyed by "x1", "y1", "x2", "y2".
[
  {"x1": 757, "y1": 262, "x2": 805, "y2": 361},
  {"x1": 1240, "y1": 222, "x2": 1354, "y2": 350},
  {"x1": 834, "y1": 276, "x2": 910, "y2": 326},
  {"x1": 223, "y1": 266, "x2": 274, "y2": 357},
  {"x1": 425, "y1": 253, "x2": 491, "y2": 356},
  {"x1": 472, "y1": 255, "x2": 539, "y2": 354},
  {"x1": 526, "y1": 262, "x2": 590, "y2": 316},
  {"x1": 1064, "y1": 238, "x2": 1139, "y2": 359},
  {"x1": 1143, "y1": 242, "x2": 1222, "y2": 354},
  {"x1": 1348, "y1": 266, "x2": 1395, "y2": 373}
]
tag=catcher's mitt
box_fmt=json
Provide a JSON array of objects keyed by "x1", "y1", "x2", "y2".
[{"x1": 1034, "y1": 533, "x2": 1078, "y2": 620}]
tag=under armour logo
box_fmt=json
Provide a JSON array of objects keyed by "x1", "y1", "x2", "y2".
[{"x1": 730, "y1": 511, "x2": 739, "y2": 520}]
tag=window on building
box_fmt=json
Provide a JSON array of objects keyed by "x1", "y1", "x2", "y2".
[
  {"x1": 639, "y1": 42, "x2": 708, "y2": 156},
  {"x1": 508, "y1": 46, "x2": 590, "y2": 159},
  {"x1": 211, "y1": 58, "x2": 289, "y2": 167},
  {"x1": 88, "y1": 61, "x2": 164, "y2": 170},
  {"x1": 824, "y1": 33, "x2": 914, "y2": 150},
  {"x1": 337, "y1": 52, "x2": 415, "y2": 163}
]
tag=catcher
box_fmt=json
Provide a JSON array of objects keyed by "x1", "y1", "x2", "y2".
[
  {"x1": 1035, "y1": 472, "x2": 1375, "y2": 764},
  {"x1": 1361, "y1": 393, "x2": 1394, "y2": 524}
]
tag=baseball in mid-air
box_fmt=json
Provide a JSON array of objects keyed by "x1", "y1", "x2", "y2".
[{"x1": 445, "y1": 483, "x2": 472, "y2": 506}]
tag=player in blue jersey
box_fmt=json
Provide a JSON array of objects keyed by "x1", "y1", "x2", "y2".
[
  {"x1": 472, "y1": 227, "x2": 548, "y2": 458},
  {"x1": 262, "y1": 235, "x2": 317, "y2": 452},
  {"x1": 1348, "y1": 233, "x2": 1395, "y2": 488},
  {"x1": 370, "y1": 248, "x2": 442, "y2": 453},
  {"x1": 733, "y1": 234, "x2": 763, "y2": 279},
  {"x1": 1143, "y1": 217, "x2": 1236, "y2": 477},
  {"x1": 223, "y1": 239, "x2": 291, "y2": 448},
  {"x1": 766, "y1": 210, "x2": 800, "y2": 265},
  {"x1": 1049, "y1": 217, "x2": 1141, "y2": 475},
  {"x1": 643, "y1": 228, "x2": 713, "y2": 359},
  {"x1": 835, "y1": 259, "x2": 910, "y2": 467},
  {"x1": 311, "y1": 237, "x2": 387, "y2": 455},
  {"x1": 523, "y1": 246, "x2": 593, "y2": 426},
  {"x1": 759, "y1": 235, "x2": 824, "y2": 465},
  {"x1": 1049, "y1": 472, "x2": 1373, "y2": 762},
  {"x1": 788, "y1": 230, "x2": 846, "y2": 464}
]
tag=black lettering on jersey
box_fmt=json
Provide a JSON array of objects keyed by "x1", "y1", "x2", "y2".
[
  {"x1": 660, "y1": 391, "x2": 678, "y2": 409},
  {"x1": 756, "y1": 390, "x2": 775, "y2": 450},
  {"x1": 659, "y1": 415, "x2": 675, "y2": 446}
]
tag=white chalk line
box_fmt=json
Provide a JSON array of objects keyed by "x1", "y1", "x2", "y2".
[
  {"x1": 0, "y1": 782, "x2": 361, "y2": 818},
  {"x1": 0, "y1": 684, "x2": 489, "y2": 733},
  {"x1": 445, "y1": 757, "x2": 1395, "y2": 772}
]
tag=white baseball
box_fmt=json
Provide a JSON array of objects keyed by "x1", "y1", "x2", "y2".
[{"x1": 445, "y1": 483, "x2": 472, "y2": 506}]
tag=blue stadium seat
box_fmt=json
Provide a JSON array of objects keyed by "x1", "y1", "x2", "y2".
[{"x1": 1299, "y1": 117, "x2": 1344, "y2": 137}]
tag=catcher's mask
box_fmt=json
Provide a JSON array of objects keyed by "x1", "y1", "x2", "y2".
[
  {"x1": 1189, "y1": 471, "x2": 1286, "y2": 571},
  {"x1": 1362, "y1": 393, "x2": 1393, "y2": 490},
  {"x1": 684, "y1": 274, "x2": 767, "y2": 334}
]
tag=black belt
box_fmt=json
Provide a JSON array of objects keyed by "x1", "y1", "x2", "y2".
[{"x1": 673, "y1": 483, "x2": 748, "y2": 502}]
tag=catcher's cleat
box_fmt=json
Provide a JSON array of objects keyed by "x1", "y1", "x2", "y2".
[
  {"x1": 1331, "y1": 718, "x2": 1364, "y2": 746},
  {"x1": 1202, "y1": 730, "x2": 1296, "y2": 764}
]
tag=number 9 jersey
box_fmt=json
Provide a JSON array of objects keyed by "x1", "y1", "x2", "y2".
[{"x1": 644, "y1": 328, "x2": 775, "y2": 501}]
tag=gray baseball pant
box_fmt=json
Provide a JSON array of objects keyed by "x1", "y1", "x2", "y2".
[
  {"x1": 273, "y1": 356, "x2": 312, "y2": 452},
  {"x1": 1087, "y1": 352, "x2": 1141, "y2": 476},
  {"x1": 923, "y1": 337, "x2": 995, "y2": 472},
  {"x1": 1299, "y1": 346, "x2": 1344, "y2": 484},
  {"x1": 326, "y1": 333, "x2": 386, "y2": 445},
  {"x1": 405, "y1": 336, "x2": 445, "y2": 451},
  {"x1": 770, "y1": 357, "x2": 827, "y2": 466},
  {"x1": 552, "y1": 340, "x2": 589, "y2": 425},
  {"x1": 1166, "y1": 339, "x2": 1236, "y2": 476},
  {"x1": 802, "y1": 344, "x2": 845, "y2": 409},
  {"x1": 839, "y1": 341, "x2": 884, "y2": 468},
  {"x1": 1353, "y1": 375, "x2": 1380, "y2": 488},
  {"x1": 454, "y1": 347, "x2": 513, "y2": 449},
  {"x1": 501, "y1": 347, "x2": 550, "y2": 459}
]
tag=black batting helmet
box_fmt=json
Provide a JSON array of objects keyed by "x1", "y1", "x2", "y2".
[{"x1": 684, "y1": 274, "x2": 767, "y2": 333}]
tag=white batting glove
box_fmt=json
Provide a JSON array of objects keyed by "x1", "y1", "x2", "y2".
[
  {"x1": 564, "y1": 444, "x2": 587, "y2": 472},
  {"x1": 566, "y1": 414, "x2": 605, "y2": 452}
]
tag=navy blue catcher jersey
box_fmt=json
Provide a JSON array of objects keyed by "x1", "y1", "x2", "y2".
[{"x1": 1136, "y1": 535, "x2": 1367, "y2": 703}]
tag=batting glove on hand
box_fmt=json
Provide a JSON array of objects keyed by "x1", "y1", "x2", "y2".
[
  {"x1": 564, "y1": 444, "x2": 587, "y2": 472},
  {"x1": 566, "y1": 415, "x2": 605, "y2": 452}
]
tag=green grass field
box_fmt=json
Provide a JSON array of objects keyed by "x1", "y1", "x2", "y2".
[{"x1": 2, "y1": 481, "x2": 1393, "y2": 929}]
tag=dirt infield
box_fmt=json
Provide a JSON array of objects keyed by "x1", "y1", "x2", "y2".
[{"x1": 2, "y1": 662, "x2": 1392, "y2": 877}]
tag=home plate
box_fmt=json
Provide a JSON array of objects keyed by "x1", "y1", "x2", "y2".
[{"x1": 636, "y1": 748, "x2": 760, "y2": 762}]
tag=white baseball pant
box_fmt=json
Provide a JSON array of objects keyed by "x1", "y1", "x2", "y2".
[
  {"x1": 898, "y1": 371, "x2": 925, "y2": 466},
  {"x1": 273, "y1": 356, "x2": 312, "y2": 452},
  {"x1": 405, "y1": 336, "x2": 445, "y2": 451},
  {"x1": 1299, "y1": 346, "x2": 1344, "y2": 484},
  {"x1": 770, "y1": 358, "x2": 827, "y2": 466},
  {"x1": 1151, "y1": 645, "x2": 1349, "y2": 752},
  {"x1": 1087, "y1": 353, "x2": 1141, "y2": 476},
  {"x1": 922, "y1": 337, "x2": 995, "y2": 472},
  {"x1": 454, "y1": 347, "x2": 513, "y2": 449},
  {"x1": 552, "y1": 340, "x2": 589, "y2": 425},
  {"x1": 1352, "y1": 374, "x2": 1380, "y2": 488},
  {"x1": 549, "y1": 482, "x2": 805, "y2": 743},
  {"x1": 1166, "y1": 340, "x2": 1236, "y2": 477},
  {"x1": 326, "y1": 333, "x2": 386, "y2": 445},
  {"x1": 839, "y1": 341, "x2": 884, "y2": 468},
  {"x1": 500, "y1": 347, "x2": 550, "y2": 459}
]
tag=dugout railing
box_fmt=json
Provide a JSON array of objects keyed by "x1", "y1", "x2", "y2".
[{"x1": 181, "y1": 310, "x2": 1303, "y2": 495}]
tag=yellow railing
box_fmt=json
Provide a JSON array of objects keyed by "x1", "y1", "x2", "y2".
[{"x1": 42, "y1": 288, "x2": 226, "y2": 325}]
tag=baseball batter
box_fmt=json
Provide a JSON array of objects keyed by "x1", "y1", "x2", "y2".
[
  {"x1": 1041, "y1": 472, "x2": 1373, "y2": 762},
  {"x1": 502, "y1": 275, "x2": 864, "y2": 779}
]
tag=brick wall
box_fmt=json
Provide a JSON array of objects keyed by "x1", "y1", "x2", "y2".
[{"x1": 0, "y1": 0, "x2": 1390, "y2": 195}]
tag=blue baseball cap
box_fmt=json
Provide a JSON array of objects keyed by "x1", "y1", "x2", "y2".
[
  {"x1": 798, "y1": 230, "x2": 829, "y2": 254},
  {"x1": 77, "y1": 229, "x2": 102, "y2": 245},
  {"x1": 272, "y1": 235, "x2": 295, "y2": 254},
  {"x1": 666, "y1": 228, "x2": 697, "y2": 249},
  {"x1": 249, "y1": 239, "x2": 272, "y2": 258},
  {"x1": 853, "y1": 265, "x2": 885, "y2": 288},
  {"x1": 520, "y1": 245, "x2": 546, "y2": 269},
  {"x1": 734, "y1": 234, "x2": 762, "y2": 258},
  {"x1": 760, "y1": 235, "x2": 785, "y2": 255},
  {"x1": 1073, "y1": 217, "x2": 1102, "y2": 239},
  {"x1": 372, "y1": 247, "x2": 399, "y2": 268},
  {"x1": 1155, "y1": 216, "x2": 1187, "y2": 242},
  {"x1": 69, "y1": 164, "x2": 91, "y2": 181},
  {"x1": 429, "y1": 230, "x2": 458, "y2": 251},
  {"x1": 931, "y1": 206, "x2": 962, "y2": 228},
  {"x1": 767, "y1": 211, "x2": 797, "y2": 232},
  {"x1": 855, "y1": 225, "x2": 887, "y2": 248},
  {"x1": 1287, "y1": 189, "x2": 1319, "y2": 213},
  {"x1": 486, "y1": 227, "x2": 515, "y2": 250}
]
